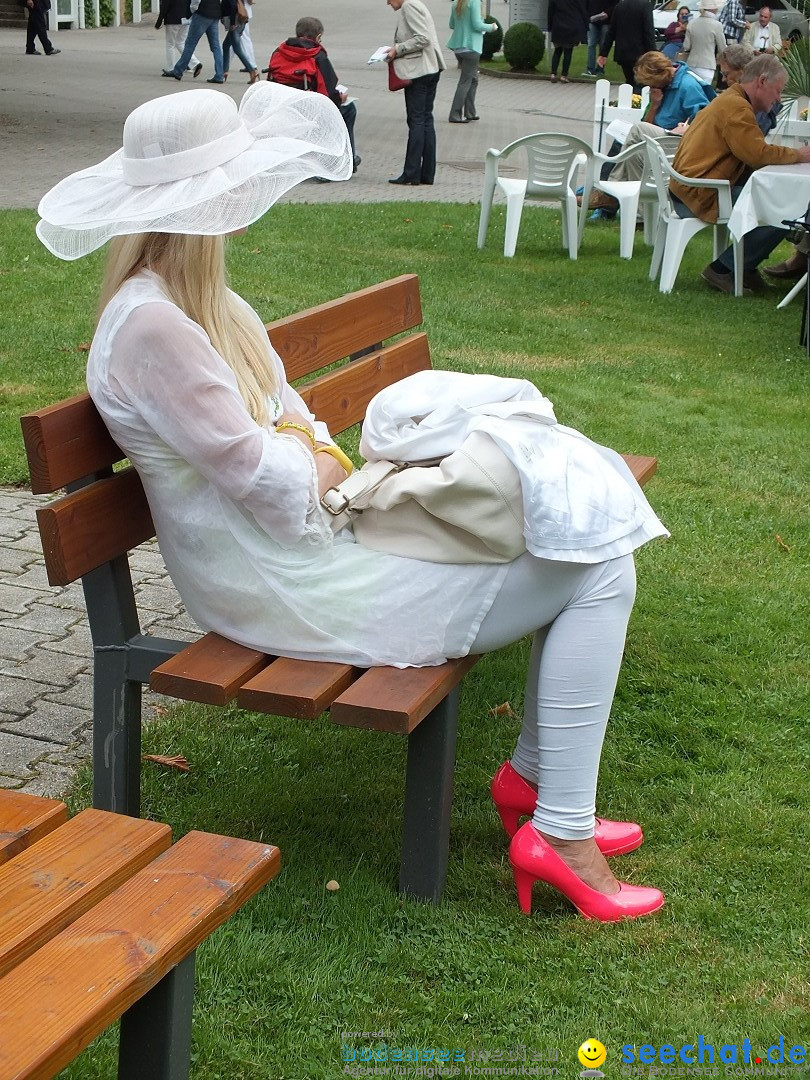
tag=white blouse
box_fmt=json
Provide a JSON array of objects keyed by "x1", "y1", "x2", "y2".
[{"x1": 86, "y1": 271, "x2": 507, "y2": 667}]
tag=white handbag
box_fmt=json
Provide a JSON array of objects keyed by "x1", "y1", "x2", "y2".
[{"x1": 320, "y1": 430, "x2": 526, "y2": 564}]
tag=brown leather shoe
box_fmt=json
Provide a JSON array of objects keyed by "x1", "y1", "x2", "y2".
[
  {"x1": 701, "y1": 265, "x2": 751, "y2": 296},
  {"x1": 579, "y1": 190, "x2": 619, "y2": 212},
  {"x1": 763, "y1": 252, "x2": 806, "y2": 279}
]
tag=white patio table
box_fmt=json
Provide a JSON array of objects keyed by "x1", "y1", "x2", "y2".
[{"x1": 728, "y1": 162, "x2": 810, "y2": 301}]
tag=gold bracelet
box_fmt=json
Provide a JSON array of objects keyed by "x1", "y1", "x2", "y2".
[
  {"x1": 315, "y1": 444, "x2": 354, "y2": 476},
  {"x1": 276, "y1": 421, "x2": 317, "y2": 449}
]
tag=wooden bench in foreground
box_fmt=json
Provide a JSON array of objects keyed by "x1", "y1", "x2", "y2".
[
  {"x1": 20, "y1": 273, "x2": 659, "y2": 904},
  {"x1": 0, "y1": 788, "x2": 280, "y2": 1080}
]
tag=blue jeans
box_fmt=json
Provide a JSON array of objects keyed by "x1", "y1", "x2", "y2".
[
  {"x1": 402, "y1": 71, "x2": 440, "y2": 183},
  {"x1": 171, "y1": 14, "x2": 223, "y2": 80},
  {"x1": 222, "y1": 21, "x2": 254, "y2": 74},
  {"x1": 586, "y1": 21, "x2": 608, "y2": 74},
  {"x1": 672, "y1": 187, "x2": 788, "y2": 271}
]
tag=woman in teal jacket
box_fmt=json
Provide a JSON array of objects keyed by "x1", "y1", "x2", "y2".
[{"x1": 447, "y1": 0, "x2": 496, "y2": 123}]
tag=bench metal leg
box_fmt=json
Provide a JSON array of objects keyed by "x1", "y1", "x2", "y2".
[
  {"x1": 118, "y1": 952, "x2": 196, "y2": 1080},
  {"x1": 399, "y1": 688, "x2": 459, "y2": 903},
  {"x1": 92, "y1": 647, "x2": 142, "y2": 817}
]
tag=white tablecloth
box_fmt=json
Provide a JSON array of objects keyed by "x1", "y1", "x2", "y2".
[{"x1": 728, "y1": 163, "x2": 810, "y2": 241}]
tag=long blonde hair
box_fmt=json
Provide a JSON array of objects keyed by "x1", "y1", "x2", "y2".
[
  {"x1": 454, "y1": 0, "x2": 469, "y2": 15},
  {"x1": 98, "y1": 232, "x2": 279, "y2": 427}
]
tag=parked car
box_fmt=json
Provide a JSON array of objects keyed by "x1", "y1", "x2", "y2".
[{"x1": 653, "y1": 0, "x2": 809, "y2": 43}]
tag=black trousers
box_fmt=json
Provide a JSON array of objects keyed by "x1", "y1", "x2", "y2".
[
  {"x1": 402, "y1": 71, "x2": 440, "y2": 184},
  {"x1": 26, "y1": 4, "x2": 53, "y2": 53}
]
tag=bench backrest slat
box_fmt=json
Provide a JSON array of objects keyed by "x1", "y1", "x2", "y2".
[
  {"x1": 268, "y1": 274, "x2": 423, "y2": 381},
  {"x1": 37, "y1": 467, "x2": 154, "y2": 587},
  {"x1": 298, "y1": 333, "x2": 431, "y2": 432},
  {"x1": 21, "y1": 393, "x2": 124, "y2": 496}
]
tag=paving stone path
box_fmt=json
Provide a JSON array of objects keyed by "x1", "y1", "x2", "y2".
[{"x1": 0, "y1": 489, "x2": 197, "y2": 794}]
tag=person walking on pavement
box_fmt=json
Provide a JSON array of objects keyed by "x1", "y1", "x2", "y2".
[
  {"x1": 583, "y1": 0, "x2": 617, "y2": 76},
  {"x1": 19, "y1": 0, "x2": 60, "y2": 56},
  {"x1": 548, "y1": 0, "x2": 588, "y2": 84},
  {"x1": 162, "y1": 0, "x2": 225, "y2": 83},
  {"x1": 155, "y1": 0, "x2": 203, "y2": 79},
  {"x1": 597, "y1": 0, "x2": 655, "y2": 89},
  {"x1": 446, "y1": 0, "x2": 497, "y2": 122},
  {"x1": 221, "y1": 0, "x2": 259, "y2": 83}
]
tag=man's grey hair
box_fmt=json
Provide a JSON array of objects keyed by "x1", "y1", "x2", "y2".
[
  {"x1": 740, "y1": 53, "x2": 785, "y2": 84},
  {"x1": 718, "y1": 43, "x2": 754, "y2": 71},
  {"x1": 295, "y1": 16, "x2": 324, "y2": 40}
]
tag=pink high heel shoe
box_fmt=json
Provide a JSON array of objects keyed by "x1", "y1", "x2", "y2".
[
  {"x1": 509, "y1": 822, "x2": 665, "y2": 922},
  {"x1": 491, "y1": 761, "x2": 643, "y2": 857}
]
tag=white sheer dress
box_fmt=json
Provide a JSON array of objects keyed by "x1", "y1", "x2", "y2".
[{"x1": 86, "y1": 271, "x2": 508, "y2": 667}]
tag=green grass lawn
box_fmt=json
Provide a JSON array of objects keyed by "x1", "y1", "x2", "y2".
[
  {"x1": 1, "y1": 204, "x2": 808, "y2": 1079},
  {"x1": 481, "y1": 46, "x2": 627, "y2": 82}
]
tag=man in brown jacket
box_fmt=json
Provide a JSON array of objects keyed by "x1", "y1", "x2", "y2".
[{"x1": 669, "y1": 54, "x2": 810, "y2": 293}]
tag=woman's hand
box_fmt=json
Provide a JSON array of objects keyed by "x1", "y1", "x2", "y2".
[{"x1": 387, "y1": 46, "x2": 398, "y2": 60}]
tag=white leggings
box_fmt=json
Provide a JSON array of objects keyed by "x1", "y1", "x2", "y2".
[{"x1": 470, "y1": 552, "x2": 636, "y2": 840}]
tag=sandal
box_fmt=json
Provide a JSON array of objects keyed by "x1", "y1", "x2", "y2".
[{"x1": 249, "y1": 69, "x2": 260, "y2": 84}]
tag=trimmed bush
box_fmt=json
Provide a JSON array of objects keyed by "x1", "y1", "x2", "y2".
[
  {"x1": 481, "y1": 16, "x2": 503, "y2": 61},
  {"x1": 502, "y1": 21, "x2": 545, "y2": 71}
]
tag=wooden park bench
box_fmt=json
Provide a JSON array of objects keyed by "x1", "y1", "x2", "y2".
[
  {"x1": 20, "y1": 273, "x2": 659, "y2": 904},
  {"x1": 0, "y1": 787, "x2": 279, "y2": 1079}
]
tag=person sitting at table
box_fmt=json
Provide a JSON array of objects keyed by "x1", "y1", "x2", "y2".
[
  {"x1": 717, "y1": 43, "x2": 778, "y2": 134},
  {"x1": 742, "y1": 6, "x2": 781, "y2": 55},
  {"x1": 668, "y1": 54, "x2": 810, "y2": 294},
  {"x1": 585, "y1": 50, "x2": 714, "y2": 212}
]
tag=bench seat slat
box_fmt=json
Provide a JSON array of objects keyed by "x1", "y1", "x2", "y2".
[
  {"x1": 622, "y1": 454, "x2": 657, "y2": 487},
  {"x1": 149, "y1": 632, "x2": 270, "y2": 705},
  {"x1": 330, "y1": 655, "x2": 481, "y2": 734},
  {"x1": 0, "y1": 792, "x2": 68, "y2": 867},
  {"x1": 0, "y1": 831, "x2": 280, "y2": 1080},
  {"x1": 36, "y1": 467, "x2": 154, "y2": 587},
  {"x1": 298, "y1": 335, "x2": 431, "y2": 434},
  {"x1": 0, "y1": 808, "x2": 171, "y2": 980},
  {"x1": 268, "y1": 274, "x2": 422, "y2": 382},
  {"x1": 20, "y1": 393, "x2": 123, "y2": 496},
  {"x1": 237, "y1": 656, "x2": 359, "y2": 719}
]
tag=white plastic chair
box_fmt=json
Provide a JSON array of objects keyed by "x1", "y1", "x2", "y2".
[
  {"x1": 583, "y1": 135, "x2": 682, "y2": 259},
  {"x1": 643, "y1": 135, "x2": 743, "y2": 295},
  {"x1": 767, "y1": 99, "x2": 810, "y2": 148},
  {"x1": 477, "y1": 133, "x2": 595, "y2": 260},
  {"x1": 591, "y1": 80, "x2": 650, "y2": 155}
]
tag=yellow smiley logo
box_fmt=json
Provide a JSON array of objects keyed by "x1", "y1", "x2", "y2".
[{"x1": 578, "y1": 1040, "x2": 607, "y2": 1069}]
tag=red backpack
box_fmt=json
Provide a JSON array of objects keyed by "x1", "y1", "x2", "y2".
[{"x1": 267, "y1": 42, "x2": 326, "y2": 94}]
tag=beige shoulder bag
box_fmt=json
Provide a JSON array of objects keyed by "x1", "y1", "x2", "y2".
[{"x1": 320, "y1": 430, "x2": 526, "y2": 564}]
